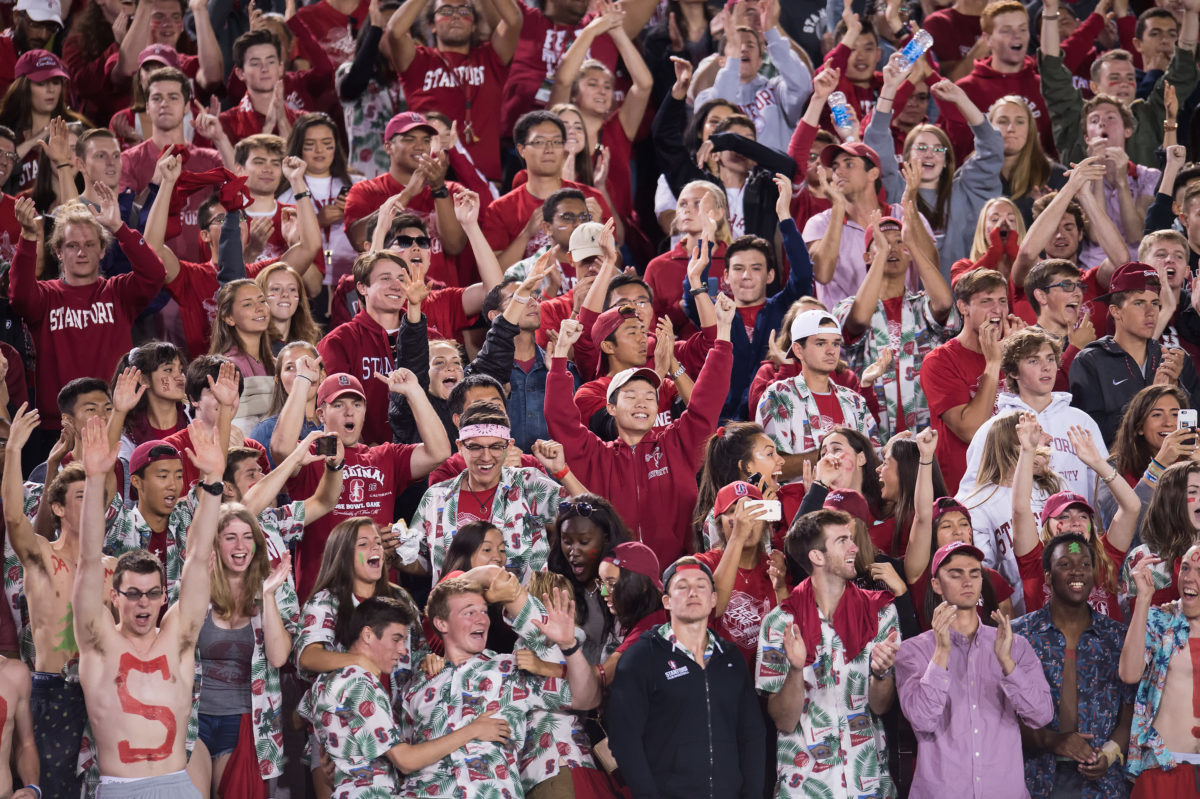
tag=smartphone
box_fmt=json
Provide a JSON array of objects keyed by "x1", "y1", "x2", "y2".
[
  {"x1": 1180, "y1": 409, "x2": 1197, "y2": 447},
  {"x1": 314, "y1": 435, "x2": 338, "y2": 456},
  {"x1": 746, "y1": 499, "x2": 782, "y2": 522}
]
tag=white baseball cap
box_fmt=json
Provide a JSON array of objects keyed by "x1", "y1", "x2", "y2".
[
  {"x1": 790, "y1": 309, "x2": 840, "y2": 343},
  {"x1": 16, "y1": 0, "x2": 62, "y2": 26}
]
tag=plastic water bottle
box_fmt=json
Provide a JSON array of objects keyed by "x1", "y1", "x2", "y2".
[
  {"x1": 896, "y1": 29, "x2": 934, "y2": 70},
  {"x1": 828, "y1": 91, "x2": 857, "y2": 142}
]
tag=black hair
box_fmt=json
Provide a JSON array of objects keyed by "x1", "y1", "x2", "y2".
[
  {"x1": 448, "y1": 375, "x2": 507, "y2": 417},
  {"x1": 541, "y1": 187, "x2": 587, "y2": 223},
  {"x1": 548, "y1": 494, "x2": 630, "y2": 640},
  {"x1": 482, "y1": 278, "x2": 520, "y2": 320},
  {"x1": 112, "y1": 549, "x2": 166, "y2": 591},
  {"x1": 603, "y1": 272, "x2": 653, "y2": 309},
  {"x1": 58, "y1": 377, "x2": 110, "y2": 415},
  {"x1": 611, "y1": 570, "x2": 660, "y2": 631},
  {"x1": 724, "y1": 235, "x2": 774, "y2": 271},
  {"x1": 514, "y1": 110, "x2": 566, "y2": 147},
  {"x1": 882, "y1": 437, "x2": 947, "y2": 555},
  {"x1": 184, "y1": 355, "x2": 244, "y2": 406},
  {"x1": 441, "y1": 520, "x2": 501, "y2": 574},
  {"x1": 232, "y1": 28, "x2": 282, "y2": 67},
  {"x1": 1042, "y1": 532, "x2": 1094, "y2": 574},
  {"x1": 346, "y1": 595, "x2": 416, "y2": 645}
]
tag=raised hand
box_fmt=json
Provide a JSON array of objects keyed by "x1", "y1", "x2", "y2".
[
  {"x1": 41, "y1": 116, "x2": 72, "y2": 165},
  {"x1": 594, "y1": 145, "x2": 610, "y2": 187},
  {"x1": 870, "y1": 628, "x2": 900, "y2": 674},
  {"x1": 531, "y1": 586, "x2": 579, "y2": 649},
  {"x1": 483, "y1": 569, "x2": 521, "y2": 604},
  {"x1": 13, "y1": 196, "x2": 38, "y2": 240},
  {"x1": 868, "y1": 561, "x2": 907, "y2": 595},
  {"x1": 294, "y1": 354, "x2": 321, "y2": 386},
  {"x1": 860, "y1": 346, "x2": 893, "y2": 387},
  {"x1": 713, "y1": 292, "x2": 737, "y2": 327},
  {"x1": 89, "y1": 182, "x2": 123, "y2": 232},
  {"x1": 915, "y1": 426, "x2": 938, "y2": 460},
  {"x1": 281, "y1": 155, "x2": 307, "y2": 185},
  {"x1": 417, "y1": 150, "x2": 449, "y2": 189},
  {"x1": 453, "y1": 188, "x2": 481, "y2": 226},
  {"x1": 767, "y1": 550, "x2": 787, "y2": 593},
  {"x1": 531, "y1": 439, "x2": 567, "y2": 476},
  {"x1": 263, "y1": 551, "x2": 292, "y2": 594},
  {"x1": 653, "y1": 316, "x2": 676, "y2": 377},
  {"x1": 782, "y1": 621, "x2": 807, "y2": 669},
  {"x1": 375, "y1": 368, "x2": 421, "y2": 397},
  {"x1": 1066, "y1": 425, "x2": 1106, "y2": 469},
  {"x1": 811, "y1": 66, "x2": 840, "y2": 101},
  {"x1": 208, "y1": 360, "x2": 242, "y2": 408},
  {"x1": 113, "y1": 367, "x2": 147, "y2": 413},
  {"x1": 80, "y1": 415, "x2": 118, "y2": 478},
  {"x1": 930, "y1": 601, "x2": 955, "y2": 653},
  {"x1": 1129, "y1": 554, "x2": 1162, "y2": 601},
  {"x1": 1068, "y1": 313, "x2": 1095, "y2": 351},
  {"x1": 774, "y1": 173, "x2": 794, "y2": 222},
  {"x1": 670, "y1": 55, "x2": 692, "y2": 99},
  {"x1": 991, "y1": 609, "x2": 1015, "y2": 672},
  {"x1": 554, "y1": 318, "x2": 583, "y2": 357},
  {"x1": 1015, "y1": 411, "x2": 1042, "y2": 452},
  {"x1": 813, "y1": 450, "x2": 844, "y2": 487},
  {"x1": 880, "y1": 52, "x2": 911, "y2": 92},
  {"x1": 8, "y1": 404, "x2": 39, "y2": 452},
  {"x1": 185, "y1": 419, "x2": 226, "y2": 481}
]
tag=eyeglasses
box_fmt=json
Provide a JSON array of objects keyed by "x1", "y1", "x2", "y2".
[
  {"x1": 912, "y1": 144, "x2": 948, "y2": 154},
  {"x1": 434, "y1": 4, "x2": 476, "y2": 17},
  {"x1": 207, "y1": 214, "x2": 227, "y2": 227},
  {"x1": 525, "y1": 138, "x2": 564, "y2": 150},
  {"x1": 116, "y1": 586, "x2": 165, "y2": 602},
  {"x1": 394, "y1": 234, "x2": 432, "y2": 249},
  {"x1": 463, "y1": 442, "x2": 508, "y2": 454},
  {"x1": 0, "y1": 151, "x2": 17, "y2": 162},
  {"x1": 554, "y1": 212, "x2": 593, "y2": 227},
  {"x1": 614, "y1": 299, "x2": 649, "y2": 310},
  {"x1": 559, "y1": 500, "x2": 594, "y2": 517},
  {"x1": 1045, "y1": 279, "x2": 1083, "y2": 292},
  {"x1": 599, "y1": 577, "x2": 617, "y2": 596}
]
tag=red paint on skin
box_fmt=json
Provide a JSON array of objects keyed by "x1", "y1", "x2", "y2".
[
  {"x1": 51, "y1": 555, "x2": 69, "y2": 575},
  {"x1": 0, "y1": 695, "x2": 8, "y2": 753},
  {"x1": 1191, "y1": 640, "x2": 1200, "y2": 741},
  {"x1": 114, "y1": 653, "x2": 176, "y2": 764}
]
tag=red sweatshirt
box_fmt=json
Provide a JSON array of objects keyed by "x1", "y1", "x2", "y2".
[
  {"x1": 545, "y1": 340, "x2": 732, "y2": 566},
  {"x1": 318, "y1": 310, "x2": 398, "y2": 447},
  {"x1": 643, "y1": 240, "x2": 727, "y2": 335},
  {"x1": 9, "y1": 226, "x2": 164, "y2": 427},
  {"x1": 573, "y1": 305, "x2": 716, "y2": 384}
]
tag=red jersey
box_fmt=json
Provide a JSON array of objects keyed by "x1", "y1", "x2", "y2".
[
  {"x1": 480, "y1": 180, "x2": 612, "y2": 263},
  {"x1": 217, "y1": 96, "x2": 302, "y2": 144},
  {"x1": 501, "y1": 3, "x2": 620, "y2": 134},
  {"x1": 343, "y1": 172, "x2": 464, "y2": 286},
  {"x1": 287, "y1": 0, "x2": 369, "y2": 70},
  {"x1": 164, "y1": 260, "x2": 220, "y2": 361},
  {"x1": 8, "y1": 227, "x2": 164, "y2": 428},
  {"x1": 286, "y1": 441, "x2": 418, "y2": 600},
  {"x1": 919, "y1": 337, "x2": 996, "y2": 494},
  {"x1": 399, "y1": 43, "x2": 508, "y2": 182},
  {"x1": 921, "y1": 7, "x2": 982, "y2": 64},
  {"x1": 695, "y1": 548, "x2": 779, "y2": 667},
  {"x1": 598, "y1": 114, "x2": 633, "y2": 223},
  {"x1": 120, "y1": 139, "x2": 223, "y2": 263},
  {"x1": 950, "y1": 56, "x2": 1055, "y2": 160}
]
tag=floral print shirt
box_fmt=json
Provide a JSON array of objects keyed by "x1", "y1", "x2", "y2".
[
  {"x1": 756, "y1": 603, "x2": 899, "y2": 799},
  {"x1": 1126, "y1": 606, "x2": 1192, "y2": 778},
  {"x1": 756, "y1": 373, "x2": 880, "y2": 460}
]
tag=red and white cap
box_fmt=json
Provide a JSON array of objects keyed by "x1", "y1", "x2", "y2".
[{"x1": 316, "y1": 373, "x2": 366, "y2": 406}]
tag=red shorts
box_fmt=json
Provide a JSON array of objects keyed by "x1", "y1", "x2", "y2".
[{"x1": 1131, "y1": 763, "x2": 1200, "y2": 798}]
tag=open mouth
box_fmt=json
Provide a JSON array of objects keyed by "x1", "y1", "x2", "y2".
[
  {"x1": 1183, "y1": 586, "x2": 1198, "y2": 599},
  {"x1": 231, "y1": 552, "x2": 249, "y2": 567},
  {"x1": 469, "y1": 628, "x2": 487, "y2": 643},
  {"x1": 135, "y1": 611, "x2": 153, "y2": 624},
  {"x1": 366, "y1": 555, "x2": 382, "y2": 570},
  {"x1": 1068, "y1": 580, "x2": 1086, "y2": 592},
  {"x1": 631, "y1": 412, "x2": 650, "y2": 421}
]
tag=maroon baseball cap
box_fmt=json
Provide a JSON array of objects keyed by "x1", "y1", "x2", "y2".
[
  {"x1": 661, "y1": 558, "x2": 715, "y2": 594},
  {"x1": 603, "y1": 542, "x2": 663, "y2": 590},
  {"x1": 819, "y1": 141, "x2": 881, "y2": 171},
  {"x1": 864, "y1": 216, "x2": 902, "y2": 253},
  {"x1": 384, "y1": 111, "x2": 437, "y2": 141},
  {"x1": 932, "y1": 497, "x2": 972, "y2": 528},
  {"x1": 824, "y1": 488, "x2": 871, "y2": 525},
  {"x1": 713, "y1": 480, "x2": 763, "y2": 516},
  {"x1": 138, "y1": 43, "x2": 181, "y2": 70},
  {"x1": 1039, "y1": 491, "x2": 1094, "y2": 527},
  {"x1": 15, "y1": 50, "x2": 69, "y2": 83},
  {"x1": 1096, "y1": 262, "x2": 1159, "y2": 304},
  {"x1": 316, "y1": 373, "x2": 366, "y2": 406},
  {"x1": 931, "y1": 540, "x2": 985, "y2": 575},
  {"x1": 129, "y1": 440, "x2": 181, "y2": 476},
  {"x1": 590, "y1": 304, "x2": 640, "y2": 349}
]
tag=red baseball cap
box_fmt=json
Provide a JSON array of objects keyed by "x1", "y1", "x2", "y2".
[
  {"x1": 932, "y1": 497, "x2": 972, "y2": 528},
  {"x1": 713, "y1": 480, "x2": 763, "y2": 516},
  {"x1": 1096, "y1": 262, "x2": 1160, "y2": 304},
  {"x1": 384, "y1": 111, "x2": 437, "y2": 141},
  {"x1": 14, "y1": 50, "x2": 69, "y2": 83},
  {"x1": 661, "y1": 558, "x2": 715, "y2": 594},
  {"x1": 819, "y1": 141, "x2": 882, "y2": 171},
  {"x1": 931, "y1": 540, "x2": 985, "y2": 575},
  {"x1": 316, "y1": 373, "x2": 366, "y2": 406},
  {"x1": 129, "y1": 440, "x2": 181, "y2": 476},
  {"x1": 138, "y1": 43, "x2": 181, "y2": 70},
  {"x1": 590, "y1": 304, "x2": 640, "y2": 349},
  {"x1": 603, "y1": 542, "x2": 663, "y2": 590},
  {"x1": 864, "y1": 216, "x2": 902, "y2": 253},
  {"x1": 1039, "y1": 491, "x2": 1094, "y2": 527},
  {"x1": 824, "y1": 488, "x2": 871, "y2": 525}
]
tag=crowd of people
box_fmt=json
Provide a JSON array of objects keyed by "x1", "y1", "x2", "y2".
[{"x1": 0, "y1": 0, "x2": 1197, "y2": 796}]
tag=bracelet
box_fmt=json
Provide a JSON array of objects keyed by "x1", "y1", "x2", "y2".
[
  {"x1": 1100, "y1": 469, "x2": 1119, "y2": 484},
  {"x1": 510, "y1": 293, "x2": 530, "y2": 304},
  {"x1": 552, "y1": 466, "x2": 570, "y2": 481},
  {"x1": 878, "y1": 94, "x2": 895, "y2": 103},
  {"x1": 670, "y1": 364, "x2": 686, "y2": 379},
  {"x1": 688, "y1": 285, "x2": 708, "y2": 297},
  {"x1": 293, "y1": 190, "x2": 311, "y2": 201},
  {"x1": 919, "y1": 460, "x2": 934, "y2": 465},
  {"x1": 560, "y1": 640, "x2": 582, "y2": 657},
  {"x1": 871, "y1": 666, "x2": 894, "y2": 680},
  {"x1": 54, "y1": 161, "x2": 72, "y2": 170},
  {"x1": 1042, "y1": 11, "x2": 1060, "y2": 19},
  {"x1": 295, "y1": 374, "x2": 314, "y2": 383},
  {"x1": 1164, "y1": 122, "x2": 1179, "y2": 131},
  {"x1": 327, "y1": 460, "x2": 345, "y2": 472},
  {"x1": 1143, "y1": 467, "x2": 1159, "y2": 485},
  {"x1": 23, "y1": 787, "x2": 40, "y2": 799},
  {"x1": 197, "y1": 479, "x2": 223, "y2": 496}
]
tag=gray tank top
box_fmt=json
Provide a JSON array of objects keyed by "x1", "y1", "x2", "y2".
[{"x1": 197, "y1": 611, "x2": 254, "y2": 716}]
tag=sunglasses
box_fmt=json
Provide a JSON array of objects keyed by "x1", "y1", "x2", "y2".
[
  {"x1": 116, "y1": 587, "x2": 165, "y2": 602},
  {"x1": 394, "y1": 234, "x2": 432, "y2": 249},
  {"x1": 559, "y1": 500, "x2": 594, "y2": 517}
]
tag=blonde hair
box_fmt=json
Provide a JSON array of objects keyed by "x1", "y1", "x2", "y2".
[
  {"x1": 210, "y1": 503, "x2": 272, "y2": 620},
  {"x1": 255, "y1": 262, "x2": 322, "y2": 347},
  {"x1": 677, "y1": 180, "x2": 733, "y2": 245},
  {"x1": 969, "y1": 197, "x2": 1028, "y2": 260},
  {"x1": 48, "y1": 200, "x2": 111, "y2": 254},
  {"x1": 988, "y1": 97, "x2": 1052, "y2": 200},
  {"x1": 964, "y1": 412, "x2": 1061, "y2": 505}
]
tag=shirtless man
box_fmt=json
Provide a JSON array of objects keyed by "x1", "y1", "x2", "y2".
[
  {"x1": 3, "y1": 404, "x2": 116, "y2": 799},
  {"x1": 73, "y1": 415, "x2": 224, "y2": 798},
  {"x1": 1120, "y1": 543, "x2": 1200, "y2": 796},
  {"x1": 0, "y1": 656, "x2": 39, "y2": 799}
]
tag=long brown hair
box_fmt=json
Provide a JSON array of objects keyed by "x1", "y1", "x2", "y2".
[
  {"x1": 265, "y1": 340, "x2": 321, "y2": 418},
  {"x1": 1110, "y1": 385, "x2": 1189, "y2": 478},
  {"x1": 0, "y1": 77, "x2": 88, "y2": 136},
  {"x1": 255, "y1": 262, "x2": 322, "y2": 347},
  {"x1": 1138, "y1": 462, "x2": 1200, "y2": 567},
  {"x1": 308, "y1": 518, "x2": 405, "y2": 647},
  {"x1": 902, "y1": 123, "x2": 955, "y2": 231},
  {"x1": 550, "y1": 103, "x2": 595, "y2": 186},
  {"x1": 209, "y1": 279, "x2": 276, "y2": 372},
  {"x1": 210, "y1": 504, "x2": 272, "y2": 620},
  {"x1": 989, "y1": 96, "x2": 1051, "y2": 200}
]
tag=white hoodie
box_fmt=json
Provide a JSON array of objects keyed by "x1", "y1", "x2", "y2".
[{"x1": 959, "y1": 392, "x2": 1108, "y2": 503}]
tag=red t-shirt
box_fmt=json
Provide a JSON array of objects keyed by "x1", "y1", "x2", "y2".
[
  {"x1": 920, "y1": 337, "x2": 995, "y2": 494},
  {"x1": 218, "y1": 101, "x2": 302, "y2": 146},
  {"x1": 343, "y1": 172, "x2": 463, "y2": 287},
  {"x1": 922, "y1": 7, "x2": 982, "y2": 64},
  {"x1": 735, "y1": 303, "x2": 764, "y2": 341},
  {"x1": 455, "y1": 485, "x2": 500, "y2": 526},
  {"x1": 810, "y1": 389, "x2": 846, "y2": 429},
  {"x1": 598, "y1": 114, "x2": 633, "y2": 224},
  {"x1": 286, "y1": 441, "x2": 419, "y2": 600},
  {"x1": 287, "y1": 0, "x2": 369, "y2": 70},
  {"x1": 399, "y1": 44, "x2": 508, "y2": 182},
  {"x1": 164, "y1": 260, "x2": 219, "y2": 361},
  {"x1": 120, "y1": 139, "x2": 223, "y2": 263},
  {"x1": 480, "y1": 180, "x2": 612, "y2": 263},
  {"x1": 501, "y1": 3, "x2": 620, "y2": 134},
  {"x1": 163, "y1": 429, "x2": 270, "y2": 492},
  {"x1": 695, "y1": 548, "x2": 778, "y2": 666}
]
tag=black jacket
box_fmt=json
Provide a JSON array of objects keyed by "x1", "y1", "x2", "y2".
[
  {"x1": 1069, "y1": 335, "x2": 1200, "y2": 445},
  {"x1": 607, "y1": 626, "x2": 764, "y2": 799}
]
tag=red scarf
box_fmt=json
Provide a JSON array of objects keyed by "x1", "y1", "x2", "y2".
[
  {"x1": 164, "y1": 150, "x2": 251, "y2": 239},
  {"x1": 781, "y1": 579, "x2": 893, "y2": 667}
]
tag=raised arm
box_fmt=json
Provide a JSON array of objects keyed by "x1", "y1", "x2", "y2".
[
  {"x1": 1011, "y1": 412, "x2": 1041, "y2": 559},
  {"x1": 73, "y1": 417, "x2": 121, "y2": 651},
  {"x1": 1012, "y1": 160, "x2": 1103, "y2": 286},
  {"x1": 189, "y1": 0, "x2": 225, "y2": 89},
  {"x1": 807, "y1": 167, "x2": 846, "y2": 287},
  {"x1": 612, "y1": 25, "x2": 653, "y2": 141},
  {"x1": 3, "y1": 405, "x2": 43, "y2": 565},
  {"x1": 375, "y1": 368, "x2": 451, "y2": 477},
  {"x1": 1069, "y1": 426, "x2": 1138, "y2": 551},
  {"x1": 261, "y1": 554, "x2": 294, "y2": 668},
  {"x1": 548, "y1": 7, "x2": 624, "y2": 108},
  {"x1": 270, "y1": 354, "x2": 320, "y2": 469},
  {"x1": 144, "y1": 153, "x2": 182, "y2": 282},
  {"x1": 845, "y1": 215, "x2": 888, "y2": 336},
  {"x1": 1118, "y1": 556, "x2": 1158, "y2": 683},
  {"x1": 383, "y1": 0, "x2": 428, "y2": 73},
  {"x1": 483, "y1": 0, "x2": 522, "y2": 64},
  {"x1": 278, "y1": 157, "x2": 323, "y2": 296},
  {"x1": 453, "y1": 190, "x2": 505, "y2": 316},
  {"x1": 904, "y1": 429, "x2": 939, "y2": 583},
  {"x1": 172, "y1": 420, "x2": 225, "y2": 643},
  {"x1": 242, "y1": 430, "x2": 332, "y2": 515}
]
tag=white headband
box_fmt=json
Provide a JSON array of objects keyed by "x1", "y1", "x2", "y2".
[{"x1": 458, "y1": 424, "x2": 511, "y2": 441}]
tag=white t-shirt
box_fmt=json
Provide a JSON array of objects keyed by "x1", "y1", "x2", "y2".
[{"x1": 955, "y1": 482, "x2": 1049, "y2": 615}]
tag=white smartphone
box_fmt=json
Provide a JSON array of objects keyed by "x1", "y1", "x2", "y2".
[
  {"x1": 1179, "y1": 409, "x2": 1198, "y2": 430},
  {"x1": 746, "y1": 499, "x2": 782, "y2": 522}
]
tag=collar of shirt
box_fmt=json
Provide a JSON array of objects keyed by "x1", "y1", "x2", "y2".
[{"x1": 657, "y1": 622, "x2": 718, "y2": 665}]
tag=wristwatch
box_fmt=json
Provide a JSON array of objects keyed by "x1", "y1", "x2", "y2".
[
  {"x1": 430, "y1": 185, "x2": 450, "y2": 199},
  {"x1": 197, "y1": 479, "x2": 223, "y2": 496}
]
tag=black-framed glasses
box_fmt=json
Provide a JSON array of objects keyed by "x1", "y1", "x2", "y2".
[
  {"x1": 394, "y1": 234, "x2": 432, "y2": 249},
  {"x1": 1045, "y1": 279, "x2": 1083, "y2": 292},
  {"x1": 554, "y1": 212, "x2": 593, "y2": 227},
  {"x1": 463, "y1": 442, "x2": 508, "y2": 454},
  {"x1": 434, "y1": 4, "x2": 475, "y2": 17},
  {"x1": 116, "y1": 586, "x2": 165, "y2": 602},
  {"x1": 559, "y1": 500, "x2": 594, "y2": 517}
]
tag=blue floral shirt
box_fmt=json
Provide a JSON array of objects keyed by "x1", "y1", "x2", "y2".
[
  {"x1": 1125, "y1": 606, "x2": 1192, "y2": 778},
  {"x1": 1011, "y1": 606, "x2": 1133, "y2": 798}
]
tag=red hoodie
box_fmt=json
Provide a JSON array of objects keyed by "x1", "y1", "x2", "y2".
[
  {"x1": 949, "y1": 56, "x2": 1055, "y2": 161},
  {"x1": 643, "y1": 240, "x2": 728, "y2": 335},
  {"x1": 545, "y1": 340, "x2": 732, "y2": 567},
  {"x1": 318, "y1": 311, "x2": 397, "y2": 447}
]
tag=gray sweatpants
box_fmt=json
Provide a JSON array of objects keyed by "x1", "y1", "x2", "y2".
[{"x1": 95, "y1": 770, "x2": 201, "y2": 799}]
